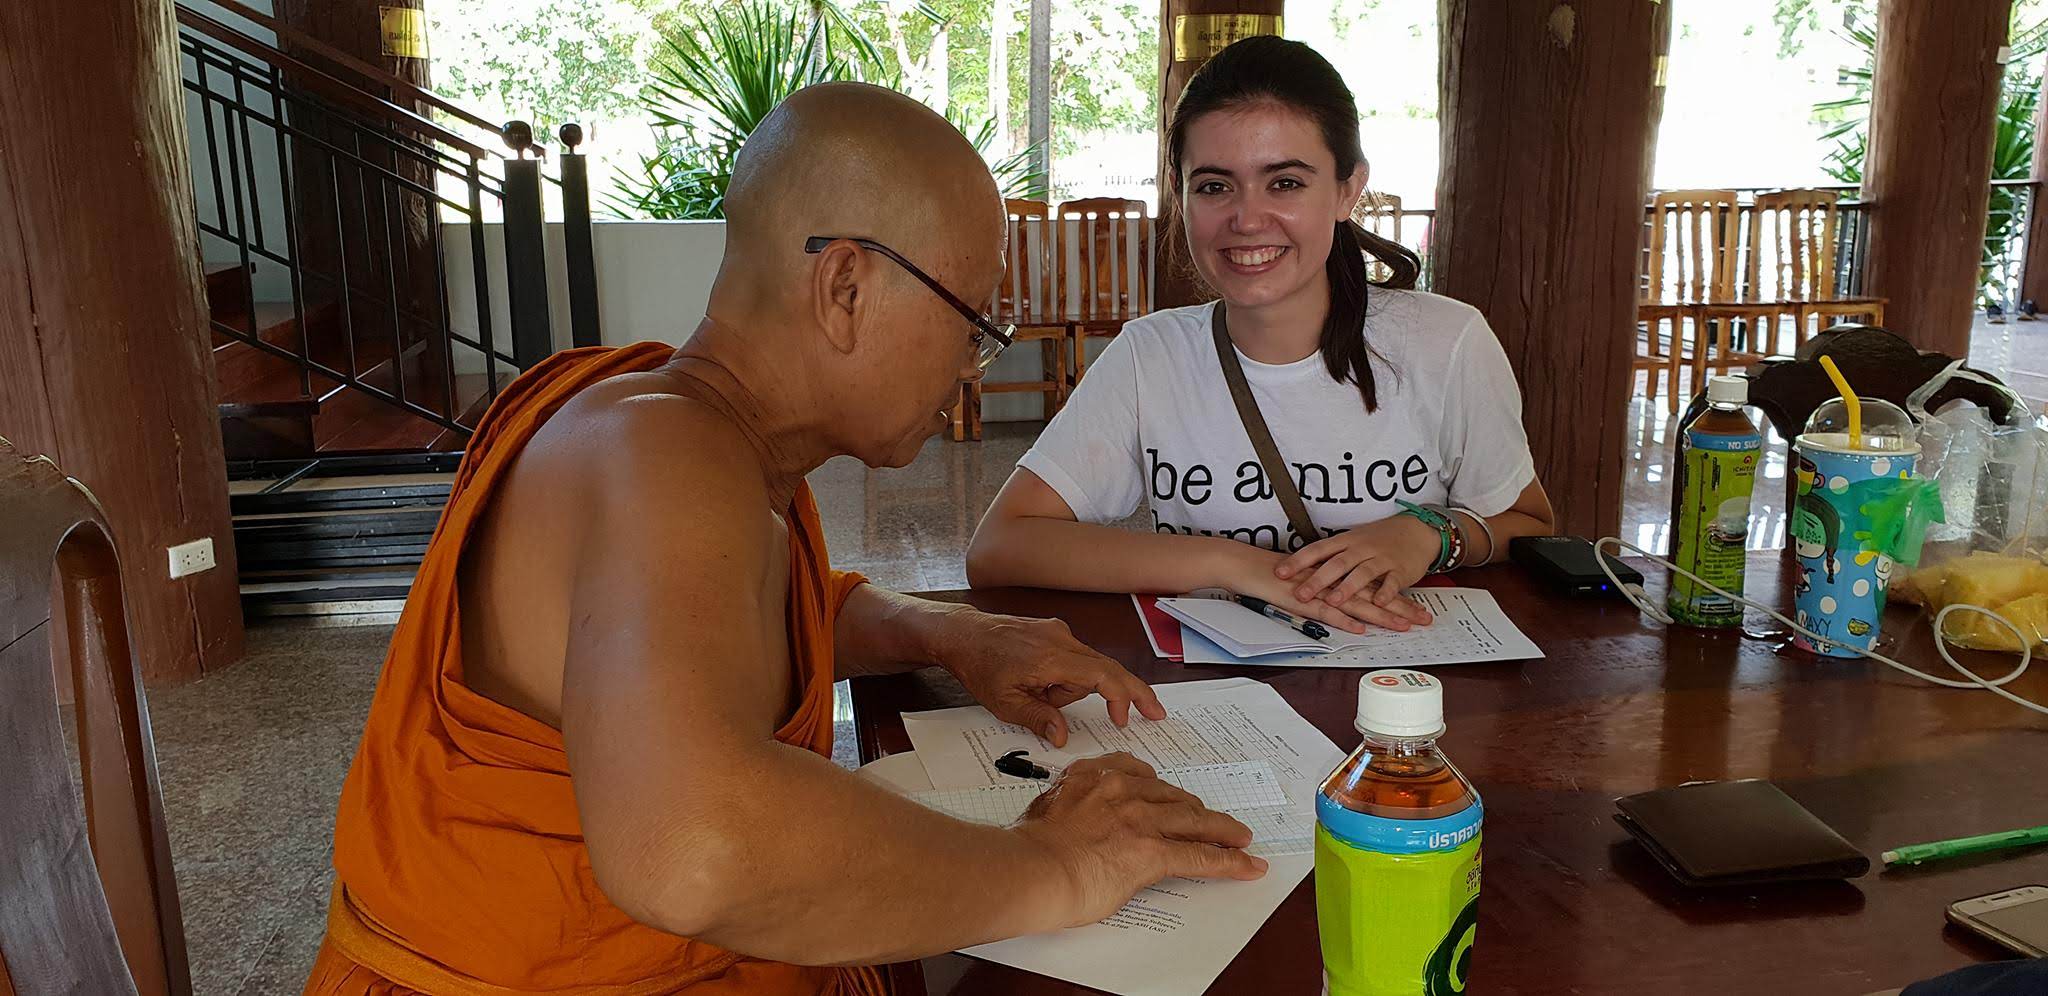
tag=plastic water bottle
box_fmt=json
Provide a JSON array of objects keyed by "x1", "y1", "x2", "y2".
[
  {"x1": 1668, "y1": 374, "x2": 1764, "y2": 627},
  {"x1": 1315, "y1": 670, "x2": 1481, "y2": 996}
]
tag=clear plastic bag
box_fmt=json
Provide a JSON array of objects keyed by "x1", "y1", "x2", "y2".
[{"x1": 1893, "y1": 363, "x2": 2048, "y2": 651}]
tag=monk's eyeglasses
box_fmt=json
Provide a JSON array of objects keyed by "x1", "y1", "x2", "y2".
[{"x1": 804, "y1": 236, "x2": 1015, "y2": 371}]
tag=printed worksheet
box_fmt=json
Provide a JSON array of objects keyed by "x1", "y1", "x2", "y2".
[
  {"x1": 1177, "y1": 587, "x2": 1545, "y2": 668},
  {"x1": 903, "y1": 677, "x2": 1335, "y2": 797},
  {"x1": 893, "y1": 678, "x2": 1346, "y2": 996},
  {"x1": 910, "y1": 761, "x2": 1311, "y2": 857}
]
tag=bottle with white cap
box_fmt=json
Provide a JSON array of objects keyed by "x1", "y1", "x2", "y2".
[
  {"x1": 1315, "y1": 669, "x2": 1481, "y2": 996},
  {"x1": 1667, "y1": 373, "x2": 1763, "y2": 627}
]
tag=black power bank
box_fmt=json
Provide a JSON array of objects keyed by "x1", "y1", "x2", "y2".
[{"x1": 1510, "y1": 536, "x2": 1643, "y2": 597}]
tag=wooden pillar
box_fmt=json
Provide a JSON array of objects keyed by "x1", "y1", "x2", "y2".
[
  {"x1": 1153, "y1": 0, "x2": 1285, "y2": 309},
  {"x1": 1433, "y1": 0, "x2": 1672, "y2": 540},
  {"x1": 1861, "y1": 0, "x2": 2012, "y2": 355},
  {"x1": 0, "y1": 0, "x2": 245, "y2": 682}
]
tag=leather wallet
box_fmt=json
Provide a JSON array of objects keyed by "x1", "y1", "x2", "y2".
[{"x1": 1613, "y1": 779, "x2": 1870, "y2": 887}]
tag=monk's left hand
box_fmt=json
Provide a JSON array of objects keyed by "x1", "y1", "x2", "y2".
[{"x1": 938, "y1": 611, "x2": 1166, "y2": 747}]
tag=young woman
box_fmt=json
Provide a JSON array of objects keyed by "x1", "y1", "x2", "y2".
[{"x1": 966, "y1": 36, "x2": 1555, "y2": 635}]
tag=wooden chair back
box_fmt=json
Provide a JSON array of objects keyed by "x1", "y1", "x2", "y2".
[
  {"x1": 1055, "y1": 197, "x2": 1150, "y2": 322},
  {"x1": 1748, "y1": 188, "x2": 1841, "y2": 302},
  {"x1": 1351, "y1": 191, "x2": 1404, "y2": 283},
  {"x1": 0, "y1": 439, "x2": 190, "y2": 996},
  {"x1": 993, "y1": 199, "x2": 1056, "y2": 326},
  {"x1": 1644, "y1": 189, "x2": 1740, "y2": 305},
  {"x1": 1350, "y1": 190, "x2": 1403, "y2": 242}
]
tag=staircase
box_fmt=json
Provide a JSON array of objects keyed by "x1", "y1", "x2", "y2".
[
  {"x1": 178, "y1": 0, "x2": 602, "y2": 611},
  {"x1": 205, "y1": 261, "x2": 494, "y2": 458}
]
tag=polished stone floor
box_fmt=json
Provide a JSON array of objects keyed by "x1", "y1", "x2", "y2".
[{"x1": 135, "y1": 357, "x2": 2040, "y2": 991}]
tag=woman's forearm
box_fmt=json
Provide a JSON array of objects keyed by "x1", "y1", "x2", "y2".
[
  {"x1": 966, "y1": 514, "x2": 1251, "y2": 594},
  {"x1": 1455, "y1": 481, "x2": 1556, "y2": 567}
]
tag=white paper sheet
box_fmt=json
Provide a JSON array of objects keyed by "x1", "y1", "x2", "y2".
[
  {"x1": 909, "y1": 761, "x2": 1309, "y2": 857},
  {"x1": 897, "y1": 678, "x2": 1345, "y2": 996},
  {"x1": 1179, "y1": 587, "x2": 1544, "y2": 668}
]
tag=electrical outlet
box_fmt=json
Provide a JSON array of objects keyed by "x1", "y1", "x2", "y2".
[{"x1": 167, "y1": 537, "x2": 216, "y2": 579}]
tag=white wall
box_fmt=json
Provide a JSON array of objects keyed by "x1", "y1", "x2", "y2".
[{"x1": 440, "y1": 217, "x2": 1152, "y2": 422}]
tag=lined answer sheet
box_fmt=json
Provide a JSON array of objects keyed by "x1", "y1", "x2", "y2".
[
  {"x1": 1177, "y1": 587, "x2": 1545, "y2": 668},
  {"x1": 910, "y1": 761, "x2": 1308, "y2": 857},
  {"x1": 894, "y1": 679, "x2": 1345, "y2": 996}
]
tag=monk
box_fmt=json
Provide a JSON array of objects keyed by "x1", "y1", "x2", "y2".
[{"x1": 304, "y1": 83, "x2": 1267, "y2": 995}]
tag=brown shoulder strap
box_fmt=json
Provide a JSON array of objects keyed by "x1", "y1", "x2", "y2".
[{"x1": 1211, "y1": 303, "x2": 1319, "y2": 543}]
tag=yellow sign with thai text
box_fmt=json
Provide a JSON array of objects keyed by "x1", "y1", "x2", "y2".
[
  {"x1": 379, "y1": 7, "x2": 428, "y2": 59},
  {"x1": 1173, "y1": 13, "x2": 1283, "y2": 62}
]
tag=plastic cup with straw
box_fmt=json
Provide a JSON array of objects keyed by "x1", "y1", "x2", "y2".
[{"x1": 1790, "y1": 359, "x2": 1918, "y2": 657}]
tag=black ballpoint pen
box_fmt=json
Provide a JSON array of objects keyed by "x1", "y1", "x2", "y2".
[{"x1": 1232, "y1": 594, "x2": 1331, "y2": 642}]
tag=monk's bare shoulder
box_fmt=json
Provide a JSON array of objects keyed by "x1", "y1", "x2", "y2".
[{"x1": 526, "y1": 371, "x2": 777, "y2": 548}]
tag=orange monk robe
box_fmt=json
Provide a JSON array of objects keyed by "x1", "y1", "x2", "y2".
[{"x1": 305, "y1": 343, "x2": 891, "y2": 996}]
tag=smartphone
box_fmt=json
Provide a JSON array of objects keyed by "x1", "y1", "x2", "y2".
[
  {"x1": 1948, "y1": 885, "x2": 2048, "y2": 957},
  {"x1": 1509, "y1": 536, "x2": 1644, "y2": 597}
]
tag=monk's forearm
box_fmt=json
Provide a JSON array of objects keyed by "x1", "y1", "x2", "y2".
[
  {"x1": 620, "y1": 744, "x2": 1076, "y2": 964},
  {"x1": 966, "y1": 514, "x2": 1251, "y2": 594},
  {"x1": 832, "y1": 583, "x2": 976, "y2": 678}
]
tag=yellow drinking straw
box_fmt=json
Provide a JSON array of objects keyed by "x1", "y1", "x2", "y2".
[{"x1": 1818, "y1": 355, "x2": 1863, "y2": 450}]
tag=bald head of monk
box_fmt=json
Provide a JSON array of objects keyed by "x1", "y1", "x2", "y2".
[{"x1": 704, "y1": 82, "x2": 1006, "y2": 468}]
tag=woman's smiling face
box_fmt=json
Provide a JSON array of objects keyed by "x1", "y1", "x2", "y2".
[{"x1": 1177, "y1": 101, "x2": 1364, "y2": 310}]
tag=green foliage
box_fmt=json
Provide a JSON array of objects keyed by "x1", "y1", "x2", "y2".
[
  {"x1": 606, "y1": 2, "x2": 858, "y2": 220},
  {"x1": 430, "y1": 0, "x2": 656, "y2": 137},
  {"x1": 610, "y1": 0, "x2": 1049, "y2": 219},
  {"x1": 1807, "y1": 7, "x2": 2048, "y2": 305},
  {"x1": 951, "y1": 111, "x2": 1049, "y2": 200}
]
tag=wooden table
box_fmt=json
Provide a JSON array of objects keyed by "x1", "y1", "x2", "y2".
[{"x1": 850, "y1": 555, "x2": 2048, "y2": 995}]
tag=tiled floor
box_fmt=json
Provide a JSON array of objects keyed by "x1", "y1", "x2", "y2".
[{"x1": 135, "y1": 346, "x2": 2044, "y2": 992}]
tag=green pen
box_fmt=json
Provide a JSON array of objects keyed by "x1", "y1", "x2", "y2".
[{"x1": 1880, "y1": 824, "x2": 2048, "y2": 867}]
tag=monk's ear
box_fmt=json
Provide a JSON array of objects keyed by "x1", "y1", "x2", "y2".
[{"x1": 809, "y1": 239, "x2": 867, "y2": 356}]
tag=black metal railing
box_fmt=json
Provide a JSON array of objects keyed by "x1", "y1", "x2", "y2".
[{"x1": 176, "y1": 3, "x2": 601, "y2": 446}]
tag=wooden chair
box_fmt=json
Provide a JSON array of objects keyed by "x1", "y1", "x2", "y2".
[
  {"x1": 1057, "y1": 197, "x2": 1152, "y2": 390},
  {"x1": 1638, "y1": 189, "x2": 1749, "y2": 413},
  {"x1": 0, "y1": 438, "x2": 191, "y2": 995},
  {"x1": 1351, "y1": 191, "x2": 1403, "y2": 283},
  {"x1": 955, "y1": 199, "x2": 1068, "y2": 442},
  {"x1": 1747, "y1": 189, "x2": 1885, "y2": 351}
]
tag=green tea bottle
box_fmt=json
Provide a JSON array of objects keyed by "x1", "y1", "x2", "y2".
[
  {"x1": 1668, "y1": 375, "x2": 1763, "y2": 627},
  {"x1": 1315, "y1": 670, "x2": 1481, "y2": 996}
]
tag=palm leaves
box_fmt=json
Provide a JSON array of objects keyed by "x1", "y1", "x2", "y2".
[
  {"x1": 610, "y1": 0, "x2": 1045, "y2": 220},
  {"x1": 1812, "y1": 10, "x2": 2048, "y2": 306},
  {"x1": 608, "y1": 3, "x2": 859, "y2": 219}
]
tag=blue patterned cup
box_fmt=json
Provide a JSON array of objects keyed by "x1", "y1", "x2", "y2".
[{"x1": 1790, "y1": 433, "x2": 1919, "y2": 657}]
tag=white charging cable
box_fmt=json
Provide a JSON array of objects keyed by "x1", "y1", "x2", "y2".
[{"x1": 1593, "y1": 537, "x2": 2048, "y2": 716}]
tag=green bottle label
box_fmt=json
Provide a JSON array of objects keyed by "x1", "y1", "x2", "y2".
[
  {"x1": 1668, "y1": 428, "x2": 1760, "y2": 626},
  {"x1": 1315, "y1": 824, "x2": 1481, "y2": 996}
]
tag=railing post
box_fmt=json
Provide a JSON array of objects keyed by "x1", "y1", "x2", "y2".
[
  {"x1": 500, "y1": 120, "x2": 552, "y2": 369},
  {"x1": 559, "y1": 123, "x2": 602, "y2": 348}
]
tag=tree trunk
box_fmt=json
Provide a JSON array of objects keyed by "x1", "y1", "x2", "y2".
[
  {"x1": 1152, "y1": 0, "x2": 1285, "y2": 309},
  {"x1": 1861, "y1": 0, "x2": 2012, "y2": 356},
  {"x1": 1433, "y1": 0, "x2": 1672, "y2": 541},
  {"x1": 991, "y1": 0, "x2": 1011, "y2": 153},
  {"x1": 0, "y1": 0, "x2": 245, "y2": 682},
  {"x1": 1029, "y1": 0, "x2": 1052, "y2": 188},
  {"x1": 2020, "y1": 62, "x2": 2048, "y2": 313},
  {"x1": 276, "y1": 0, "x2": 441, "y2": 392}
]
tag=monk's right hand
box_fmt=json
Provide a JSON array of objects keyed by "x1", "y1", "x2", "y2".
[{"x1": 1013, "y1": 752, "x2": 1267, "y2": 926}]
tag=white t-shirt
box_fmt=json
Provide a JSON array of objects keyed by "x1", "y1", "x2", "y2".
[{"x1": 1017, "y1": 291, "x2": 1537, "y2": 552}]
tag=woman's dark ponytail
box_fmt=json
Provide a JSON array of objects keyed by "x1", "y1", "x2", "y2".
[
  {"x1": 1323, "y1": 222, "x2": 1421, "y2": 412},
  {"x1": 1169, "y1": 36, "x2": 1420, "y2": 414}
]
